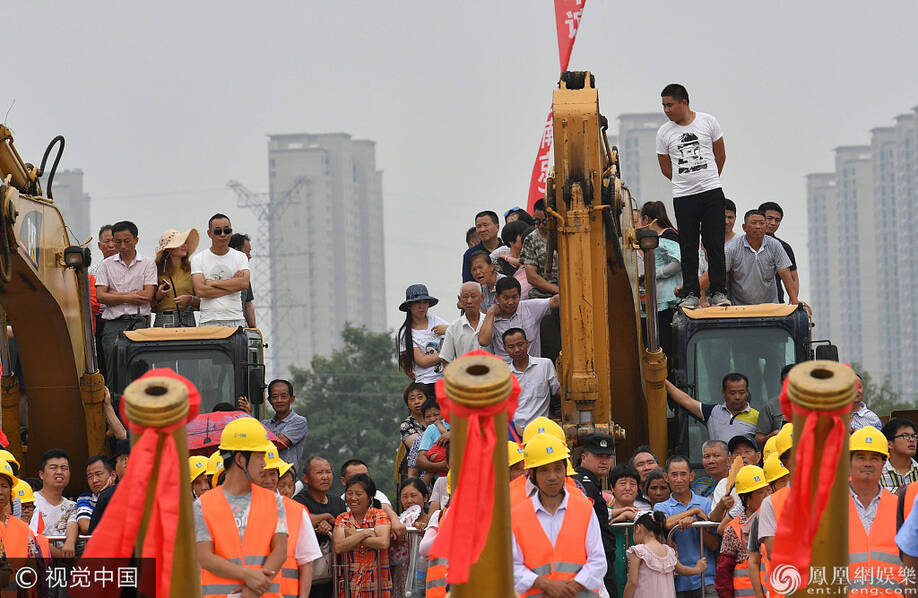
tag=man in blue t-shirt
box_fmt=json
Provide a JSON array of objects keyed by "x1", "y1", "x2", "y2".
[{"x1": 653, "y1": 455, "x2": 717, "y2": 595}]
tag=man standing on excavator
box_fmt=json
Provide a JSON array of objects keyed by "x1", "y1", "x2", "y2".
[
  {"x1": 94, "y1": 220, "x2": 157, "y2": 384},
  {"x1": 656, "y1": 83, "x2": 730, "y2": 310}
]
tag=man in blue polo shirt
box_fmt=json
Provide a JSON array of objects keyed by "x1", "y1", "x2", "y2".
[
  {"x1": 654, "y1": 455, "x2": 717, "y2": 597},
  {"x1": 665, "y1": 373, "x2": 759, "y2": 443}
]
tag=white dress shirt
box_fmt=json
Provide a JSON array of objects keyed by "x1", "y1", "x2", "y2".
[
  {"x1": 511, "y1": 490, "x2": 607, "y2": 594},
  {"x1": 510, "y1": 356, "x2": 561, "y2": 431}
]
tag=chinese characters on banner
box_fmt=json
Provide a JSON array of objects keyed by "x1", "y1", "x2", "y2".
[{"x1": 526, "y1": 0, "x2": 586, "y2": 212}]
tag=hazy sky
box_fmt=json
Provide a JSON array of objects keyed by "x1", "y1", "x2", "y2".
[{"x1": 6, "y1": 1, "x2": 918, "y2": 367}]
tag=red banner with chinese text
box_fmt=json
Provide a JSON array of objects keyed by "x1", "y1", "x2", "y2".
[{"x1": 526, "y1": 0, "x2": 585, "y2": 212}]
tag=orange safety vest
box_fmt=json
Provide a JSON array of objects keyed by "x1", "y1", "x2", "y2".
[
  {"x1": 897, "y1": 481, "x2": 918, "y2": 529},
  {"x1": 849, "y1": 490, "x2": 903, "y2": 596},
  {"x1": 510, "y1": 491, "x2": 599, "y2": 597},
  {"x1": 510, "y1": 475, "x2": 529, "y2": 507},
  {"x1": 727, "y1": 517, "x2": 765, "y2": 598},
  {"x1": 426, "y1": 507, "x2": 448, "y2": 598},
  {"x1": 1, "y1": 516, "x2": 33, "y2": 559},
  {"x1": 280, "y1": 497, "x2": 306, "y2": 598},
  {"x1": 0, "y1": 516, "x2": 37, "y2": 598},
  {"x1": 199, "y1": 485, "x2": 282, "y2": 598},
  {"x1": 763, "y1": 485, "x2": 789, "y2": 598}
]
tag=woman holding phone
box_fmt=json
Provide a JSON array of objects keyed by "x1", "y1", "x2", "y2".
[{"x1": 152, "y1": 228, "x2": 200, "y2": 327}]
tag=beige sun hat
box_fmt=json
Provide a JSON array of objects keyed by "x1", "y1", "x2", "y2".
[{"x1": 155, "y1": 228, "x2": 199, "y2": 263}]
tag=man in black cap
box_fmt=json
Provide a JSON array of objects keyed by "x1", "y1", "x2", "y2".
[
  {"x1": 575, "y1": 433, "x2": 617, "y2": 597},
  {"x1": 710, "y1": 435, "x2": 761, "y2": 522}
]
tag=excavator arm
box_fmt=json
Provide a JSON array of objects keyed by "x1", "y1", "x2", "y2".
[
  {"x1": 0, "y1": 125, "x2": 105, "y2": 491},
  {"x1": 548, "y1": 71, "x2": 668, "y2": 461}
]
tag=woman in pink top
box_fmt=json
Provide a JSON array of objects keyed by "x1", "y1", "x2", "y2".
[{"x1": 623, "y1": 512, "x2": 706, "y2": 598}]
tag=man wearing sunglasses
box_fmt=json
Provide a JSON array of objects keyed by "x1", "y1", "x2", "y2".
[
  {"x1": 191, "y1": 213, "x2": 250, "y2": 327},
  {"x1": 880, "y1": 418, "x2": 918, "y2": 492}
]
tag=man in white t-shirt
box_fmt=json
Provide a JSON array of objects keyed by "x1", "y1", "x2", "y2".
[
  {"x1": 34, "y1": 449, "x2": 79, "y2": 558},
  {"x1": 191, "y1": 213, "x2": 251, "y2": 327},
  {"x1": 656, "y1": 83, "x2": 730, "y2": 310}
]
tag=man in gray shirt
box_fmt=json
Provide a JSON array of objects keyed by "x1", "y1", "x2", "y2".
[
  {"x1": 238, "y1": 379, "x2": 309, "y2": 473},
  {"x1": 725, "y1": 210, "x2": 797, "y2": 305}
]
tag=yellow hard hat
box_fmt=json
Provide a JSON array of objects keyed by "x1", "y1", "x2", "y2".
[
  {"x1": 0, "y1": 459, "x2": 18, "y2": 489},
  {"x1": 522, "y1": 417, "x2": 566, "y2": 446},
  {"x1": 12, "y1": 479, "x2": 33, "y2": 504},
  {"x1": 508, "y1": 442, "x2": 525, "y2": 467},
  {"x1": 263, "y1": 443, "x2": 293, "y2": 478},
  {"x1": 850, "y1": 425, "x2": 889, "y2": 458},
  {"x1": 524, "y1": 433, "x2": 571, "y2": 470},
  {"x1": 189, "y1": 456, "x2": 209, "y2": 483},
  {"x1": 763, "y1": 453, "x2": 790, "y2": 484},
  {"x1": 762, "y1": 436, "x2": 778, "y2": 462},
  {"x1": 734, "y1": 465, "x2": 769, "y2": 495},
  {"x1": 775, "y1": 422, "x2": 794, "y2": 457},
  {"x1": 0, "y1": 450, "x2": 20, "y2": 475},
  {"x1": 207, "y1": 450, "x2": 222, "y2": 476},
  {"x1": 219, "y1": 418, "x2": 274, "y2": 453},
  {"x1": 212, "y1": 457, "x2": 225, "y2": 487}
]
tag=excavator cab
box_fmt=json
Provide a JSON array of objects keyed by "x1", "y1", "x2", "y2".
[
  {"x1": 111, "y1": 326, "x2": 267, "y2": 417},
  {"x1": 668, "y1": 304, "x2": 833, "y2": 461}
]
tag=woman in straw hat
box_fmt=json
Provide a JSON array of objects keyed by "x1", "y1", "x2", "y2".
[{"x1": 153, "y1": 228, "x2": 200, "y2": 327}]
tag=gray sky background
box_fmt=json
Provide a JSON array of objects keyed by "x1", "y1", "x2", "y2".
[{"x1": 6, "y1": 1, "x2": 918, "y2": 363}]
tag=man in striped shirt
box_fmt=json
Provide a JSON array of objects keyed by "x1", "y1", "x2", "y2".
[
  {"x1": 75, "y1": 456, "x2": 116, "y2": 533},
  {"x1": 880, "y1": 418, "x2": 918, "y2": 492}
]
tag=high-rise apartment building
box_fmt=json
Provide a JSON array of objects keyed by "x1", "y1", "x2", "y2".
[
  {"x1": 51, "y1": 169, "x2": 92, "y2": 242},
  {"x1": 617, "y1": 113, "x2": 672, "y2": 216},
  {"x1": 807, "y1": 108, "x2": 918, "y2": 400},
  {"x1": 266, "y1": 133, "x2": 386, "y2": 378}
]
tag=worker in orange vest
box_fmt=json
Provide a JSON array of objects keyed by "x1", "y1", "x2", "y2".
[
  {"x1": 508, "y1": 441, "x2": 528, "y2": 506},
  {"x1": 423, "y1": 470, "x2": 452, "y2": 598},
  {"x1": 513, "y1": 417, "x2": 585, "y2": 508},
  {"x1": 195, "y1": 417, "x2": 289, "y2": 598},
  {"x1": 755, "y1": 422, "x2": 792, "y2": 597},
  {"x1": 12, "y1": 479, "x2": 49, "y2": 560},
  {"x1": 261, "y1": 444, "x2": 321, "y2": 598},
  {"x1": 0, "y1": 457, "x2": 38, "y2": 593},
  {"x1": 190, "y1": 455, "x2": 212, "y2": 499},
  {"x1": 510, "y1": 433, "x2": 606, "y2": 596},
  {"x1": 848, "y1": 426, "x2": 903, "y2": 595},
  {"x1": 715, "y1": 465, "x2": 770, "y2": 598}
]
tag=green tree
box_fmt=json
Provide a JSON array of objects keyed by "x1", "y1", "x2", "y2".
[{"x1": 290, "y1": 323, "x2": 407, "y2": 498}]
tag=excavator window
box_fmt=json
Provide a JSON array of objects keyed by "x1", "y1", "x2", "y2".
[
  {"x1": 128, "y1": 349, "x2": 235, "y2": 412},
  {"x1": 684, "y1": 326, "x2": 796, "y2": 463}
]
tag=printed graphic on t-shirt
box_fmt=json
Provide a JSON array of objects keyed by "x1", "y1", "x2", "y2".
[
  {"x1": 206, "y1": 263, "x2": 235, "y2": 281},
  {"x1": 424, "y1": 339, "x2": 443, "y2": 374},
  {"x1": 676, "y1": 133, "x2": 708, "y2": 174}
]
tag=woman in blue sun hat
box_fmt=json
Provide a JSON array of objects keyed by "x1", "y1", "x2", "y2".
[{"x1": 396, "y1": 284, "x2": 448, "y2": 400}]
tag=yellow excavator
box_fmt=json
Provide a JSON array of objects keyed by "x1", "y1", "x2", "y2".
[
  {"x1": 545, "y1": 71, "x2": 668, "y2": 461},
  {"x1": 0, "y1": 125, "x2": 105, "y2": 492},
  {"x1": 546, "y1": 72, "x2": 830, "y2": 463}
]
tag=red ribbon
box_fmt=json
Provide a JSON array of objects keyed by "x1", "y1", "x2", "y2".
[
  {"x1": 772, "y1": 377, "x2": 850, "y2": 587},
  {"x1": 430, "y1": 350, "x2": 520, "y2": 585},
  {"x1": 77, "y1": 368, "x2": 201, "y2": 598}
]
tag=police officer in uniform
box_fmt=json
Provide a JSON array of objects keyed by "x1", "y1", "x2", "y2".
[{"x1": 575, "y1": 433, "x2": 617, "y2": 597}]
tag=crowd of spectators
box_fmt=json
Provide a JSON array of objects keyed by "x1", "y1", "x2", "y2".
[{"x1": 92, "y1": 213, "x2": 257, "y2": 391}]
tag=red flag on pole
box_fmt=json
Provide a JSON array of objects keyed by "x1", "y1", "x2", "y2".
[{"x1": 526, "y1": 0, "x2": 586, "y2": 212}]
